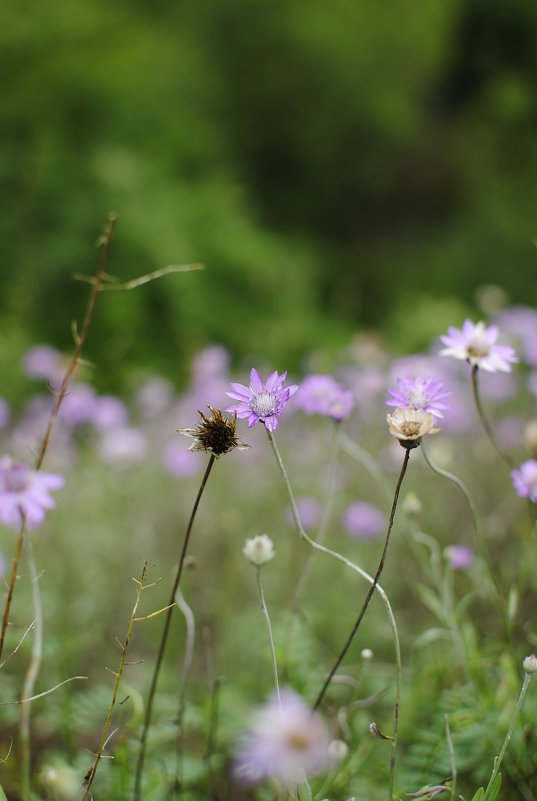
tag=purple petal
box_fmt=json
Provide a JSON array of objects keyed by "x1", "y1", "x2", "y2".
[{"x1": 249, "y1": 369, "x2": 264, "y2": 394}]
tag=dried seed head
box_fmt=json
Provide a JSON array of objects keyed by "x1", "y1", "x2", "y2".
[{"x1": 178, "y1": 407, "x2": 249, "y2": 457}]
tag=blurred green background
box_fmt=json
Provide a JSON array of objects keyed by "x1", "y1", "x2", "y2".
[{"x1": 3, "y1": 0, "x2": 537, "y2": 388}]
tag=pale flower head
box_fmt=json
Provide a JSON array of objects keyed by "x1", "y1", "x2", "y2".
[
  {"x1": 243, "y1": 534, "x2": 275, "y2": 566},
  {"x1": 440, "y1": 319, "x2": 518, "y2": 373},
  {"x1": 523, "y1": 654, "x2": 537, "y2": 674},
  {"x1": 234, "y1": 689, "x2": 330, "y2": 787},
  {"x1": 386, "y1": 407, "x2": 439, "y2": 449}
]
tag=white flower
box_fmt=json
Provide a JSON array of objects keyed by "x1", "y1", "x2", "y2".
[
  {"x1": 243, "y1": 534, "x2": 275, "y2": 566},
  {"x1": 440, "y1": 319, "x2": 518, "y2": 372},
  {"x1": 386, "y1": 407, "x2": 439, "y2": 448},
  {"x1": 523, "y1": 654, "x2": 537, "y2": 674}
]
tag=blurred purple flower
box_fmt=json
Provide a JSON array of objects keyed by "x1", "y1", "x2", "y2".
[
  {"x1": 59, "y1": 384, "x2": 97, "y2": 426},
  {"x1": 234, "y1": 689, "x2": 330, "y2": 787},
  {"x1": 511, "y1": 459, "x2": 537, "y2": 503},
  {"x1": 386, "y1": 377, "x2": 450, "y2": 419},
  {"x1": 162, "y1": 441, "x2": 204, "y2": 477},
  {"x1": 192, "y1": 344, "x2": 231, "y2": 381},
  {"x1": 0, "y1": 457, "x2": 65, "y2": 530},
  {"x1": 135, "y1": 377, "x2": 174, "y2": 420},
  {"x1": 226, "y1": 369, "x2": 298, "y2": 431},
  {"x1": 496, "y1": 306, "x2": 537, "y2": 367},
  {"x1": 294, "y1": 374, "x2": 354, "y2": 421},
  {"x1": 446, "y1": 545, "x2": 475, "y2": 570},
  {"x1": 440, "y1": 320, "x2": 518, "y2": 373},
  {"x1": 286, "y1": 496, "x2": 322, "y2": 532},
  {"x1": 91, "y1": 396, "x2": 129, "y2": 431},
  {"x1": 22, "y1": 345, "x2": 63, "y2": 382},
  {"x1": 98, "y1": 428, "x2": 147, "y2": 467},
  {"x1": 0, "y1": 399, "x2": 10, "y2": 429},
  {"x1": 342, "y1": 501, "x2": 386, "y2": 540}
]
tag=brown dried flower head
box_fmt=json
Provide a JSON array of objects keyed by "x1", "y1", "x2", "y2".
[
  {"x1": 386, "y1": 406, "x2": 440, "y2": 450},
  {"x1": 178, "y1": 406, "x2": 249, "y2": 457}
]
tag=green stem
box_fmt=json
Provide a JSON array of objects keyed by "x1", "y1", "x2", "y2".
[
  {"x1": 256, "y1": 566, "x2": 281, "y2": 707},
  {"x1": 483, "y1": 672, "x2": 533, "y2": 800},
  {"x1": 471, "y1": 364, "x2": 513, "y2": 468},
  {"x1": 266, "y1": 430, "x2": 403, "y2": 799},
  {"x1": 133, "y1": 454, "x2": 216, "y2": 801},
  {"x1": 19, "y1": 533, "x2": 43, "y2": 801}
]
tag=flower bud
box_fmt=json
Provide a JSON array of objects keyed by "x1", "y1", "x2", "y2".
[
  {"x1": 243, "y1": 534, "x2": 275, "y2": 566},
  {"x1": 523, "y1": 654, "x2": 537, "y2": 674}
]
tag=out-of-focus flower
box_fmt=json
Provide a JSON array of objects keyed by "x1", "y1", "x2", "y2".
[
  {"x1": 243, "y1": 534, "x2": 275, "y2": 566},
  {"x1": 178, "y1": 407, "x2": 249, "y2": 457},
  {"x1": 342, "y1": 502, "x2": 385, "y2": 540},
  {"x1": 286, "y1": 496, "x2": 321, "y2": 532},
  {"x1": 91, "y1": 396, "x2": 129, "y2": 431},
  {"x1": 0, "y1": 399, "x2": 10, "y2": 429},
  {"x1": 511, "y1": 459, "x2": 537, "y2": 503},
  {"x1": 524, "y1": 421, "x2": 537, "y2": 457},
  {"x1": 98, "y1": 428, "x2": 148, "y2": 467},
  {"x1": 440, "y1": 320, "x2": 518, "y2": 373},
  {"x1": 135, "y1": 377, "x2": 174, "y2": 420},
  {"x1": 0, "y1": 457, "x2": 65, "y2": 530},
  {"x1": 446, "y1": 545, "x2": 475, "y2": 570},
  {"x1": 328, "y1": 740, "x2": 348, "y2": 763},
  {"x1": 386, "y1": 377, "x2": 450, "y2": 419},
  {"x1": 59, "y1": 384, "x2": 97, "y2": 426},
  {"x1": 294, "y1": 374, "x2": 354, "y2": 421},
  {"x1": 226, "y1": 369, "x2": 298, "y2": 431},
  {"x1": 234, "y1": 689, "x2": 330, "y2": 787},
  {"x1": 22, "y1": 345, "x2": 63, "y2": 382},
  {"x1": 402, "y1": 492, "x2": 422, "y2": 516},
  {"x1": 496, "y1": 306, "x2": 537, "y2": 367},
  {"x1": 192, "y1": 344, "x2": 231, "y2": 381},
  {"x1": 523, "y1": 654, "x2": 537, "y2": 674},
  {"x1": 386, "y1": 407, "x2": 439, "y2": 448},
  {"x1": 162, "y1": 441, "x2": 204, "y2": 477}
]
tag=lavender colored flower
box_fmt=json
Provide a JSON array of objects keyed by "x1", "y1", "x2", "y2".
[
  {"x1": 511, "y1": 459, "x2": 537, "y2": 503},
  {"x1": 446, "y1": 545, "x2": 475, "y2": 570},
  {"x1": 91, "y1": 395, "x2": 129, "y2": 431},
  {"x1": 294, "y1": 374, "x2": 354, "y2": 421},
  {"x1": 0, "y1": 399, "x2": 10, "y2": 429},
  {"x1": 440, "y1": 320, "x2": 518, "y2": 373},
  {"x1": 386, "y1": 377, "x2": 450, "y2": 420},
  {"x1": 342, "y1": 501, "x2": 386, "y2": 540},
  {"x1": 286, "y1": 496, "x2": 321, "y2": 532},
  {"x1": 234, "y1": 689, "x2": 330, "y2": 787},
  {"x1": 22, "y1": 345, "x2": 63, "y2": 382},
  {"x1": 162, "y1": 441, "x2": 203, "y2": 477},
  {"x1": 58, "y1": 384, "x2": 97, "y2": 426},
  {"x1": 226, "y1": 369, "x2": 299, "y2": 431},
  {"x1": 0, "y1": 457, "x2": 65, "y2": 530},
  {"x1": 98, "y1": 428, "x2": 148, "y2": 467}
]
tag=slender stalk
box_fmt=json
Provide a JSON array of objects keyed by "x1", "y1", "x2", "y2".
[
  {"x1": 134, "y1": 454, "x2": 216, "y2": 801},
  {"x1": 483, "y1": 671, "x2": 534, "y2": 800},
  {"x1": 312, "y1": 447, "x2": 410, "y2": 712},
  {"x1": 471, "y1": 364, "x2": 513, "y2": 468},
  {"x1": 266, "y1": 430, "x2": 403, "y2": 798},
  {"x1": 256, "y1": 566, "x2": 281, "y2": 707},
  {"x1": 444, "y1": 714, "x2": 457, "y2": 801},
  {"x1": 0, "y1": 215, "x2": 116, "y2": 668},
  {"x1": 81, "y1": 563, "x2": 148, "y2": 801},
  {"x1": 19, "y1": 534, "x2": 43, "y2": 801}
]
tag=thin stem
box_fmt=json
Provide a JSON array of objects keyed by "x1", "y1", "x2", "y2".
[
  {"x1": 471, "y1": 364, "x2": 513, "y2": 469},
  {"x1": 256, "y1": 566, "x2": 281, "y2": 707},
  {"x1": 19, "y1": 533, "x2": 43, "y2": 801},
  {"x1": 444, "y1": 714, "x2": 457, "y2": 801},
  {"x1": 81, "y1": 563, "x2": 148, "y2": 801},
  {"x1": 266, "y1": 430, "x2": 402, "y2": 797},
  {"x1": 133, "y1": 454, "x2": 216, "y2": 801},
  {"x1": 313, "y1": 447, "x2": 410, "y2": 712},
  {"x1": 483, "y1": 672, "x2": 533, "y2": 800},
  {"x1": 0, "y1": 524, "x2": 25, "y2": 666}
]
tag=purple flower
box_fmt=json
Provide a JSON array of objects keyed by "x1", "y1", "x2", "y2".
[
  {"x1": 286, "y1": 496, "x2": 321, "y2": 532},
  {"x1": 226, "y1": 369, "x2": 299, "y2": 431},
  {"x1": 162, "y1": 441, "x2": 204, "y2": 477},
  {"x1": 22, "y1": 345, "x2": 63, "y2": 382},
  {"x1": 511, "y1": 459, "x2": 537, "y2": 503},
  {"x1": 342, "y1": 502, "x2": 386, "y2": 540},
  {"x1": 294, "y1": 374, "x2": 354, "y2": 421},
  {"x1": 0, "y1": 457, "x2": 65, "y2": 530},
  {"x1": 0, "y1": 399, "x2": 10, "y2": 429},
  {"x1": 234, "y1": 689, "x2": 330, "y2": 787},
  {"x1": 446, "y1": 545, "x2": 475, "y2": 570},
  {"x1": 386, "y1": 377, "x2": 450, "y2": 420},
  {"x1": 440, "y1": 320, "x2": 518, "y2": 373},
  {"x1": 98, "y1": 428, "x2": 148, "y2": 467},
  {"x1": 91, "y1": 396, "x2": 129, "y2": 431}
]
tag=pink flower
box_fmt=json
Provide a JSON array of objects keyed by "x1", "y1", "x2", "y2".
[
  {"x1": 440, "y1": 320, "x2": 518, "y2": 373},
  {"x1": 226, "y1": 369, "x2": 298, "y2": 431},
  {"x1": 511, "y1": 459, "x2": 537, "y2": 503},
  {"x1": 0, "y1": 457, "x2": 65, "y2": 530},
  {"x1": 294, "y1": 374, "x2": 354, "y2": 421},
  {"x1": 234, "y1": 689, "x2": 330, "y2": 787},
  {"x1": 386, "y1": 377, "x2": 450, "y2": 420}
]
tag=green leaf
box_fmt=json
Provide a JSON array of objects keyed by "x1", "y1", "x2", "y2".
[
  {"x1": 0, "y1": 787, "x2": 7, "y2": 801},
  {"x1": 470, "y1": 788, "x2": 484, "y2": 801},
  {"x1": 484, "y1": 772, "x2": 502, "y2": 801}
]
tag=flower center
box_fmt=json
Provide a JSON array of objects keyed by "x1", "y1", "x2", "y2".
[
  {"x1": 251, "y1": 391, "x2": 277, "y2": 419},
  {"x1": 467, "y1": 339, "x2": 490, "y2": 358},
  {"x1": 286, "y1": 730, "x2": 310, "y2": 752},
  {"x1": 407, "y1": 388, "x2": 427, "y2": 409},
  {"x1": 401, "y1": 421, "x2": 421, "y2": 437}
]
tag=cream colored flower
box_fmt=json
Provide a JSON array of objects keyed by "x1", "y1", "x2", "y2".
[
  {"x1": 386, "y1": 406, "x2": 439, "y2": 448},
  {"x1": 243, "y1": 534, "x2": 275, "y2": 566}
]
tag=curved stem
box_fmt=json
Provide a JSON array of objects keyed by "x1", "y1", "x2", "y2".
[
  {"x1": 256, "y1": 566, "x2": 281, "y2": 707},
  {"x1": 0, "y1": 524, "x2": 25, "y2": 666},
  {"x1": 471, "y1": 364, "x2": 513, "y2": 468},
  {"x1": 133, "y1": 454, "x2": 216, "y2": 801},
  {"x1": 266, "y1": 430, "x2": 402, "y2": 798},
  {"x1": 19, "y1": 533, "x2": 43, "y2": 801},
  {"x1": 312, "y1": 447, "x2": 410, "y2": 711}
]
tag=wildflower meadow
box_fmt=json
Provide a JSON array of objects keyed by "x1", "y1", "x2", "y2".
[{"x1": 2, "y1": 224, "x2": 537, "y2": 801}]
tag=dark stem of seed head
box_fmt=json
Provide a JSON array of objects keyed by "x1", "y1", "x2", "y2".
[
  {"x1": 133, "y1": 453, "x2": 216, "y2": 801},
  {"x1": 313, "y1": 447, "x2": 411, "y2": 711}
]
